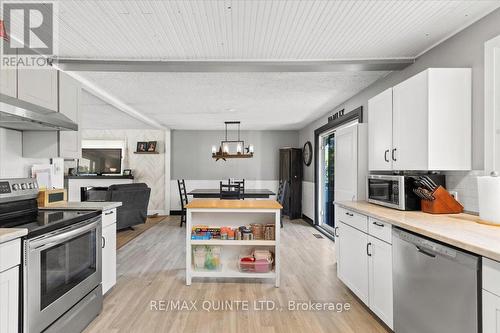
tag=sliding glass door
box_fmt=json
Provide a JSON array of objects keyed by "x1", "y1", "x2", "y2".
[{"x1": 318, "y1": 131, "x2": 335, "y2": 233}]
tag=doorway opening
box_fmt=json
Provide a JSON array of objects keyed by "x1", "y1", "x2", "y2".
[{"x1": 319, "y1": 131, "x2": 335, "y2": 233}]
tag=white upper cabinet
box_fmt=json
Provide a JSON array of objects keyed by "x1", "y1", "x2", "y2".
[
  {"x1": 17, "y1": 65, "x2": 59, "y2": 111},
  {"x1": 369, "y1": 68, "x2": 471, "y2": 171},
  {"x1": 0, "y1": 65, "x2": 17, "y2": 98},
  {"x1": 368, "y1": 88, "x2": 393, "y2": 171},
  {"x1": 59, "y1": 72, "x2": 82, "y2": 159}
]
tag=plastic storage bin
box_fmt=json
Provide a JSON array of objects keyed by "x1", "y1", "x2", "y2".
[{"x1": 238, "y1": 256, "x2": 273, "y2": 273}]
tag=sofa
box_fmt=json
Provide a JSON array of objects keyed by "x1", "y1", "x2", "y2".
[{"x1": 105, "y1": 183, "x2": 151, "y2": 230}]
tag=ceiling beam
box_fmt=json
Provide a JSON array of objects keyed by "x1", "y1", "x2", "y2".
[{"x1": 53, "y1": 58, "x2": 414, "y2": 72}]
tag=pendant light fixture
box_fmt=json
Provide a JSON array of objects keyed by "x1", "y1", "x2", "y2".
[{"x1": 212, "y1": 121, "x2": 254, "y2": 161}]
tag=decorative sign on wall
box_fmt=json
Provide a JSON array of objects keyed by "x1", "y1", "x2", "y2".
[{"x1": 328, "y1": 109, "x2": 345, "y2": 122}]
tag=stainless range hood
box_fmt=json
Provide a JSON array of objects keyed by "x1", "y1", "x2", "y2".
[{"x1": 0, "y1": 97, "x2": 78, "y2": 131}]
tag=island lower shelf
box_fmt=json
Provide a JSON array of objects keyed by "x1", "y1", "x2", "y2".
[{"x1": 185, "y1": 201, "x2": 281, "y2": 287}]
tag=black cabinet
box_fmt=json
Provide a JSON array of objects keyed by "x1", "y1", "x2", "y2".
[{"x1": 279, "y1": 148, "x2": 302, "y2": 219}]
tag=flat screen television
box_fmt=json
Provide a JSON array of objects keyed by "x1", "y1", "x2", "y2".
[{"x1": 80, "y1": 148, "x2": 122, "y2": 175}]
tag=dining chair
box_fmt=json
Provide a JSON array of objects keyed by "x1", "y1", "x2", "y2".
[
  {"x1": 220, "y1": 181, "x2": 242, "y2": 200},
  {"x1": 177, "y1": 179, "x2": 189, "y2": 227},
  {"x1": 277, "y1": 180, "x2": 288, "y2": 228},
  {"x1": 232, "y1": 179, "x2": 245, "y2": 199}
]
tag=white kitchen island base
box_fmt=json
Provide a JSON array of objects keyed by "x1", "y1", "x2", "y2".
[{"x1": 185, "y1": 200, "x2": 282, "y2": 287}]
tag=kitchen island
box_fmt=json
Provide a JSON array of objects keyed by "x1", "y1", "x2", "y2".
[{"x1": 185, "y1": 199, "x2": 282, "y2": 287}]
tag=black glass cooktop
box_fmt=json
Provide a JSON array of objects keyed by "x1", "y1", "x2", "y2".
[{"x1": 0, "y1": 209, "x2": 101, "y2": 238}]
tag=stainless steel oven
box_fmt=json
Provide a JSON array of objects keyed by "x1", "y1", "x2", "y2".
[{"x1": 24, "y1": 216, "x2": 102, "y2": 333}]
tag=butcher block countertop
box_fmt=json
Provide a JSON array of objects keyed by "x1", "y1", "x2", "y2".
[
  {"x1": 0, "y1": 228, "x2": 27, "y2": 244},
  {"x1": 186, "y1": 199, "x2": 282, "y2": 210},
  {"x1": 336, "y1": 201, "x2": 500, "y2": 262}
]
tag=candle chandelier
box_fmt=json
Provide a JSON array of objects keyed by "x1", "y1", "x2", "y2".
[{"x1": 212, "y1": 121, "x2": 254, "y2": 161}]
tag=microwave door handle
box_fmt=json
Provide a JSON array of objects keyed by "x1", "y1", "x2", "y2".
[{"x1": 30, "y1": 220, "x2": 99, "y2": 251}]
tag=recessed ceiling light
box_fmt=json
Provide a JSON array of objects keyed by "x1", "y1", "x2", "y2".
[{"x1": 226, "y1": 108, "x2": 236, "y2": 112}]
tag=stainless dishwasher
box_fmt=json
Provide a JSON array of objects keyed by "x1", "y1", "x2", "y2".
[{"x1": 393, "y1": 227, "x2": 480, "y2": 333}]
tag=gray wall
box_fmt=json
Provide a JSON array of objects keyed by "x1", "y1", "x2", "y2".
[
  {"x1": 171, "y1": 130, "x2": 299, "y2": 180},
  {"x1": 300, "y1": 8, "x2": 500, "y2": 182}
]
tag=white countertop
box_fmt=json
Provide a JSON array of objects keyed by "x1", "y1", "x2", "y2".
[
  {"x1": 337, "y1": 201, "x2": 500, "y2": 261},
  {"x1": 40, "y1": 201, "x2": 122, "y2": 211},
  {"x1": 0, "y1": 228, "x2": 27, "y2": 243}
]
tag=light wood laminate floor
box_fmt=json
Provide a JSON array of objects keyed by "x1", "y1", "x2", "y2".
[{"x1": 85, "y1": 217, "x2": 390, "y2": 333}]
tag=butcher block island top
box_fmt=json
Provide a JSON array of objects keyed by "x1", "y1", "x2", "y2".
[
  {"x1": 185, "y1": 199, "x2": 282, "y2": 210},
  {"x1": 336, "y1": 201, "x2": 500, "y2": 261}
]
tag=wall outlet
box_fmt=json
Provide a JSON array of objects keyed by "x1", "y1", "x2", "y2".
[{"x1": 449, "y1": 191, "x2": 459, "y2": 201}]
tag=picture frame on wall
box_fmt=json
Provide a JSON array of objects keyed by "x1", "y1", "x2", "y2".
[
  {"x1": 147, "y1": 141, "x2": 157, "y2": 152},
  {"x1": 136, "y1": 142, "x2": 148, "y2": 152}
]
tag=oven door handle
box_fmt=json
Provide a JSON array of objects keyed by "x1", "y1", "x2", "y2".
[{"x1": 29, "y1": 220, "x2": 100, "y2": 251}]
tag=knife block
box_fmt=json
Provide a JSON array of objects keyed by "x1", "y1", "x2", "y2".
[{"x1": 421, "y1": 186, "x2": 464, "y2": 214}]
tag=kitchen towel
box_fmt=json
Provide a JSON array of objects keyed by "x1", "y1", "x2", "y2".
[{"x1": 477, "y1": 175, "x2": 500, "y2": 224}]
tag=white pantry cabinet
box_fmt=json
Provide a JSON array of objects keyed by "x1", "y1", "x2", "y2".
[
  {"x1": 335, "y1": 206, "x2": 393, "y2": 329},
  {"x1": 368, "y1": 68, "x2": 471, "y2": 171},
  {"x1": 337, "y1": 221, "x2": 369, "y2": 304},
  {"x1": 18, "y1": 65, "x2": 59, "y2": 111},
  {"x1": 102, "y1": 208, "x2": 117, "y2": 294},
  {"x1": 368, "y1": 88, "x2": 393, "y2": 171}
]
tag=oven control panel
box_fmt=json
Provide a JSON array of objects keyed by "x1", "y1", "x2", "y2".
[{"x1": 0, "y1": 178, "x2": 39, "y2": 202}]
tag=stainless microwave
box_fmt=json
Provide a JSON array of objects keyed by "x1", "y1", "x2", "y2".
[{"x1": 367, "y1": 174, "x2": 445, "y2": 211}]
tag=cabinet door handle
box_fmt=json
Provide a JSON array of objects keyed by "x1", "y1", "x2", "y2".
[
  {"x1": 384, "y1": 149, "x2": 390, "y2": 162},
  {"x1": 372, "y1": 221, "x2": 384, "y2": 227},
  {"x1": 102, "y1": 236, "x2": 106, "y2": 248},
  {"x1": 105, "y1": 211, "x2": 114, "y2": 216},
  {"x1": 334, "y1": 227, "x2": 339, "y2": 238},
  {"x1": 366, "y1": 242, "x2": 372, "y2": 256},
  {"x1": 392, "y1": 148, "x2": 397, "y2": 162},
  {"x1": 345, "y1": 212, "x2": 354, "y2": 217}
]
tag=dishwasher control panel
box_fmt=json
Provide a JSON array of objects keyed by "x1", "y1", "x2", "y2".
[{"x1": 394, "y1": 228, "x2": 457, "y2": 258}]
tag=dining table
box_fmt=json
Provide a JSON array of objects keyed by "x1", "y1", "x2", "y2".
[{"x1": 187, "y1": 188, "x2": 275, "y2": 199}]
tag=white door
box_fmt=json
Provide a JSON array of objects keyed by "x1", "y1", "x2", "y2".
[
  {"x1": 483, "y1": 290, "x2": 500, "y2": 333},
  {"x1": 102, "y1": 223, "x2": 117, "y2": 294},
  {"x1": 368, "y1": 88, "x2": 393, "y2": 171},
  {"x1": 0, "y1": 267, "x2": 19, "y2": 333},
  {"x1": 18, "y1": 66, "x2": 58, "y2": 111},
  {"x1": 337, "y1": 222, "x2": 369, "y2": 304},
  {"x1": 392, "y1": 70, "x2": 429, "y2": 170},
  {"x1": 368, "y1": 236, "x2": 393, "y2": 330},
  {"x1": 335, "y1": 124, "x2": 358, "y2": 202}
]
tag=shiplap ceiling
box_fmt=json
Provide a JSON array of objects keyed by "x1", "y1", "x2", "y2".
[
  {"x1": 48, "y1": 0, "x2": 500, "y2": 129},
  {"x1": 56, "y1": 0, "x2": 500, "y2": 60}
]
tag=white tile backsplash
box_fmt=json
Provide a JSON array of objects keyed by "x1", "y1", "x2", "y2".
[{"x1": 444, "y1": 170, "x2": 486, "y2": 213}]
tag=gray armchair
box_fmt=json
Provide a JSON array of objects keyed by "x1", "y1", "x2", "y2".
[{"x1": 105, "y1": 183, "x2": 151, "y2": 230}]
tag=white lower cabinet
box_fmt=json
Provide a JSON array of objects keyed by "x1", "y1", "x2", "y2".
[
  {"x1": 337, "y1": 222, "x2": 369, "y2": 304},
  {"x1": 368, "y1": 236, "x2": 393, "y2": 329},
  {"x1": 102, "y1": 222, "x2": 117, "y2": 294},
  {"x1": 0, "y1": 266, "x2": 19, "y2": 333},
  {"x1": 335, "y1": 207, "x2": 393, "y2": 329},
  {"x1": 483, "y1": 258, "x2": 500, "y2": 333}
]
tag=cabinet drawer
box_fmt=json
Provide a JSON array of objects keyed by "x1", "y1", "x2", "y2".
[
  {"x1": 0, "y1": 239, "x2": 20, "y2": 273},
  {"x1": 483, "y1": 258, "x2": 500, "y2": 297},
  {"x1": 336, "y1": 206, "x2": 368, "y2": 233},
  {"x1": 102, "y1": 208, "x2": 117, "y2": 228},
  {"x1": 368, "y1": 218, "x2": 392, "y2": 244}
]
